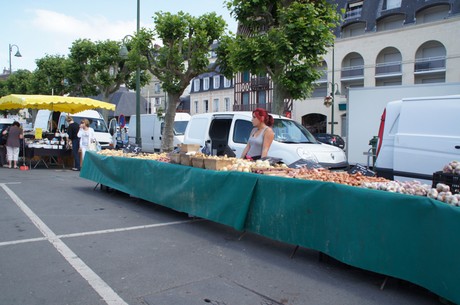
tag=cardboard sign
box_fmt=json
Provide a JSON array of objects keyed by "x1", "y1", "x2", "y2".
[
  {"x1": 35, "y1": 128, "x2": 43, "y2": 140},
  {"x1": 347, "y1": 163, "x2": 376, "y2": 177},
  {"x1": 288, "y1": 159, "x2": 323, "y2": 169}
]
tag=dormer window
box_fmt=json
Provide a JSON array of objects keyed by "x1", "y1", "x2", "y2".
[
  {"x1": 345, "y1": 1, "x2": 363, "y2": 19},
  {"x1": 383, "y1": 0, "x2": 401, "y2": 10},
  {"x1": 213, "y1": 75, "x2": 220, "y2": 89}
]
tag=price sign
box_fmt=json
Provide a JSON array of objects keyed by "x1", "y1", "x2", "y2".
[
  {"x1": 288, "y1": 159, "x2": 323, "y2": 169},
  {"x1": 347, "y1": 163, "x2": 376, "y2": 177}
]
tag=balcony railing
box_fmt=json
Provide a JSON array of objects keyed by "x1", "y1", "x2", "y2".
[
  {"x1": 250, "y1": 77, "x2": 270, "y2": 90},
  {"x1": 344, "y1": 7, "x2": 362, "y2": 20},
  {"x1": 341, "y1": 65, "x2": 364, "y2": 79},
  {"x1": 375, "y1": 61, "x2": 402, "y2": 75},
  {"x1": 414, "y1": 56, "x2": 446, "y2": 73}
]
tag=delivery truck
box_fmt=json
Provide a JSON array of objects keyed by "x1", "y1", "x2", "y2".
[
  {"x1": 128, "y1": 113, "x2": 191, "y2": 152},
  {"x1": 34, "y1": 109, "x2": 114, "y2": 149},
  {"x1": 375, "y1": 95, "x2": 460, "y2": 183}
]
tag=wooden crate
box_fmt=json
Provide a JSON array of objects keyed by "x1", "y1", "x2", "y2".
[
  {"x1": 204, "y1": 158, "x2": 233, "y2": 171},
  {"x1": 169, "y1": 153, "x2": 181, "y2": 164},
  {"x1": 191, "y1": 157, "x2": 205, "y2": 168},
  {"x1": 180, "y1": 144, "x2": 201, "y2": 153},
  {"x1": 180, "y1": 153, "x2": 192, "y2": 166}
]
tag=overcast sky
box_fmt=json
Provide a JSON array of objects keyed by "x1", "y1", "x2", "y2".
[{"x1": 1, "y1": 0, "x2": 238, "y2": 73}]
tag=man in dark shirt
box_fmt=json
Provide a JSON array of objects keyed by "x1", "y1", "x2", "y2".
[{"x1": 66, "y1": 116, "x2": 80, "y2": 171}]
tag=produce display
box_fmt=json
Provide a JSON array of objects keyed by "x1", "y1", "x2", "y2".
[
  {"x1": 98, "y1": 149, "x2": 170, "y2": 162},
  {"x1": 96, "y1": 150, "x2": 460, "y2": 207},
  {"x1": 443, "y1": 160, "x2": 460, "y2": 175}
]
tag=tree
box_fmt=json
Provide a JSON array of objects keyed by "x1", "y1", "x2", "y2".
[
  {"x1": 0, "y1": 70, "x2": 33, "y2": 96},
  {"x1": 136, "y1": 11, "x2": 226, "y2": 152},
  {"x1": 67, "y1": 39, "x2": 150, "y2": 120},
  {"x1": 218, "y1": 0, "x2": 341, "y2": 115},
  {"x1": 30, "y1": 55, "x2": 69, "y2": 95}
]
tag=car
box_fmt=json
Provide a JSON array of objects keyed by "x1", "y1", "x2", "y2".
[
  {"x1": 313, "y1": 133, "x2": 345, "y2": 150},
  {"x1": 183, "y1": 112, "x2": 348, "y2": 170}
]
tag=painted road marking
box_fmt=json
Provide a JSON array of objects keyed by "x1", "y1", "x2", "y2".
[{"x1": 0, "y1": 183, "x2": 198, "y2": 305}]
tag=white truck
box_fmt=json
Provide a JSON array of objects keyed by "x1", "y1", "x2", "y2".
[
  {"x1": 183, "y1": 111, "x2": 348, "y2": 169},
  {"x1": 374, "y1": 95, "x2": 460, "y2": 183},
  {"x1": 128, "y1": 112, "x2": 191, "y2": 152},
  {"x1": 34, "y1": 109, "x2": 114, "y2": 148},
  {"x1": 346, "y1": 83, "x2": 460, "y2": 166}
]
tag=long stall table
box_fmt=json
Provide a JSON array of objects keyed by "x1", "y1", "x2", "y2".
[
  {"x1": 24, "y1": 147, "x2": 71, "y2": 168},
  {"x1": 80, "y1": 152, "x2": 460, "y2": 304}
]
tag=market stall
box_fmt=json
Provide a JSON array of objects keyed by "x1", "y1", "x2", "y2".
[
  {"x1": 0, "y1": 94, "x2": 115, "y2": 169},
  {"x1": 80, "y1": 151, "x2": 460, "y2": 305}
]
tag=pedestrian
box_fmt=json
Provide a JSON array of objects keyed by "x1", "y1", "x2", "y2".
[
  {"x1": 2, "y1": 121, "x2": 23, "y2": 169},
  {"x1": 241, "y1": 108, "x2": 275, "y2": 161},
  {"x1": 66, "y1": 115, "x2": 80, "y2": 171},
  {"x1": 77, "y1": 118, "x2": 95, "y2": 166}
]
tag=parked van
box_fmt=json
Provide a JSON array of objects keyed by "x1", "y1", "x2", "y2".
[
  {"x1": 128, "y1": 112, "x2": 191, "y2": 152},
  {"x1": 183, "y1": 112, "x2": 348, "y2": 169},
  {"x1": 34, "y1": 110, "x2": 114, "y2": 148},
  {"x1": 375, "y1": 95, "x2": 460, "y2": 183}
]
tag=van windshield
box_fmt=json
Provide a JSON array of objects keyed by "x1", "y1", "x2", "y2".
[
  {"x1": 73, "y1": 117, "x2": 108, "y2": 133},
  {"x1": 273, "y1": 119, "x2": 318, "y2": 144},
  {"x1": 174, "y1": 121, "x2": 188, "y2": 135}
]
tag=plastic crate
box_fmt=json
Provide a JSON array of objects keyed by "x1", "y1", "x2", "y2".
[{"x1": 432, "y1": 171, "x2": 460, "y2": 194}]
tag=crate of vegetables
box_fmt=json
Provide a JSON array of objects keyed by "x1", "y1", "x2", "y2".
[
  {"x1": 191, "y1": 157, "x2": 205, "y2": 168},
  {"x1": 180, "y1": 144, "x2": 201, "y2": 153},
  {"x1": 180, "y1": 153, "x2": 192, "y2": 166},
  {"x1": 432, "y1": 171, "x2": 460, "y2": 194},
  {"x1": 169, "y1": 153, "x2": 181, "y2": 164},
  {"x1": 204, "y1": 158, "x2": 234, "y2": 171}
]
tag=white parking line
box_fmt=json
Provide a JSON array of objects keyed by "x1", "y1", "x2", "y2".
[{"x1": 1, "y1": 183, "x2": 130, "y2": 305}]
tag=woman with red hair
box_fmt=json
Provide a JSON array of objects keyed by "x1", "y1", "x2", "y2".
[{"x1": 241, "y1": 108, "x2": 275, "y2": 160}]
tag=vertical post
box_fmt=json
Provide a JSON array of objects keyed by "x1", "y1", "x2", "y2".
[
  {"x1": 135, "y1": 0, "x2": 142, "y2": 146},
  {"x1": 331, "y1": 45, "x2": 335, "y2": 135},
  {"x1": 9, "y1": 44, "x2": 12, "y2": 74}
]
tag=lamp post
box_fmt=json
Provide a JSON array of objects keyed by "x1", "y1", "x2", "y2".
[
  {"x1": 9, "y1": 44, "x2": 22, "y2": 74},
  {"x1": 323, "y1": 45, "x2": 340, "y2": 135},
  {"x1": 119, "y1": 0, "x2": 141, "y2": 146}
]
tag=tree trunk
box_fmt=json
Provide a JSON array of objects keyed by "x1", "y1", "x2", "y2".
[
  {"x1": 272, "y1": 80, "x2": 288, "y2": 116},
  {"x1": 160, "y1": 92, "x2": 180, "y2": 152}
]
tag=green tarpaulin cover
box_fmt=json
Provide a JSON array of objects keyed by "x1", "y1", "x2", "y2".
[{"x1": 81, "y1": 152, "x2": 460, "y2": 304}]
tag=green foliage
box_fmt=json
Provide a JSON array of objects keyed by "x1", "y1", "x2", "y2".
[
  {"x1": 0, "y1": 70, "x2": 33, "y2": 95},
  {"x1": 219, "y1": 0, "x2": 341, "y2": 114},
  {"x1": 134, "y1": 11, "x2": 227, "y2": 152},
  {"x1": 29, "y1": 55, "x2": 68, "y2": 95}
]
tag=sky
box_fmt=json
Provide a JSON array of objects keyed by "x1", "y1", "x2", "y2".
[{"x1": 1, "y1": 0, "x2": 238, "y2": 73}]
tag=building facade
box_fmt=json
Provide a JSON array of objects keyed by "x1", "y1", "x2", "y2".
[
  {"x1": 189, "y1": 72, "x2": 234, "y2": 114},
  {"x1": 293, "y1": 0, "x2": 460, "y2": 137}
]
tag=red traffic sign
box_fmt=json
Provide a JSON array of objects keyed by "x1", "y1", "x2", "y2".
[{"x1": 119, "y1": 114, "x2": 126, "y2": 128}]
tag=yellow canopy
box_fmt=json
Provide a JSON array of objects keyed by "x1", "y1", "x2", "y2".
[{"x1": 0, "y1": 94, "x2": 115, "y2": 113}]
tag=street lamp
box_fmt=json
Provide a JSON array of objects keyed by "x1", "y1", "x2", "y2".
[
  {"x1": 9, "y1": 44, "x2": 22, "y2": 74},
  {"x1": 323, "y1": 45, "x2": 340, "y2": 135},
  {"x1": 119, "y1": 0, "x2": 141, "y2": 146}
]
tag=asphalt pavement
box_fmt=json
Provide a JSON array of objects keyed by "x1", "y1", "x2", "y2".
[{"x1": 0, "y1": 167, "x2": 444, "y2": 305}]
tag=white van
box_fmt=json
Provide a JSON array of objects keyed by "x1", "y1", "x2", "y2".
[
  {"x1": 128, "y1": 112, "x2": 191, "y2": 152},
  {"x1": 34, "y1": 109, "x2": 114, "y2": 148},
  {"x1": 183, "y1": 112, "x2": 348, "y2": 169},
  {"x1": 375, "y1": 95, "x2": 460, "y2": 183}
]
